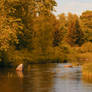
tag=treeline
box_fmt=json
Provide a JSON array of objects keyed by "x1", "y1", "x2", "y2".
[{"x1": 0, "y1": 0, "x2": 92, "y2": 67}]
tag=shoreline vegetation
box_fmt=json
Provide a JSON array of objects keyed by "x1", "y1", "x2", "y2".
[
  {"x1": 82, "y1": 63, "x2": 92, "y2": 80},
  {"x1": 0, "y1": 0, "x2": 92, "y2": 79}
]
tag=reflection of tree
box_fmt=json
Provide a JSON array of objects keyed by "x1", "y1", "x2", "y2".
[
  {"x1": 16, "y1": 71, "x2": 24, "y2": 78},
  {"x1": 82, "y1": 75, "x2": 92, "y2": 83},
  {"x1": 23, "y1": 64, "x2": 56, "y2": 92},
  {"x1": 0, "y1": 64, "x2": 56, "y2": 92},
  {"x1": 0, "y1": 70, "x2": 24, "y2": 92}
]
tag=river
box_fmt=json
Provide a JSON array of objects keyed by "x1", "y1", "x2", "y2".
[{"x1": 0, "y1": 63, "x2": 92, "y2": 92}]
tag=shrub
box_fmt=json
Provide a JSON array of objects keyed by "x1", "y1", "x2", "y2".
[{"x1": 81, "y1": 42, "x2": 92, "y2": 52}]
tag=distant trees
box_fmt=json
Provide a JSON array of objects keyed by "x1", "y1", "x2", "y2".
[
  {"x1": 80, "y1": 11, "x2": 92, "y2": 42},
  {"x1": 53, "y1": 13, "x2": 85, "y2": 47},
  {"x1": 66, "y1": 13, "x2": 84, "y2": 46},
  {"x1": 53, "y1": 16, "x2": 60, "y2": 46},
  {"x1": 53, "y1": 13, "x2": 67, "y2": 46},
  {"x1": 58, "y1": 13, "x2": 67, "y2": 42}
]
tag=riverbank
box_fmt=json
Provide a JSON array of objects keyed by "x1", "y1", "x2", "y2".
[{"x1": 82, "y1": 63, "x2": 92, "y2": 78}]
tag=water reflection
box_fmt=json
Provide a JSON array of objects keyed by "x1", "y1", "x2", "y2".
[
  {"x1": 23, "y1": 64, "x2": 56, "y2": 92},
  {"x1": 0, "y1": 69, "x2": 23, "y2": 92},
  {"x1": 0, "y1": 64, "x2": 92, "y2": 92},
  {"x1": 16, "y1": 71, "x2": 24, "y2": 78},
  {"x1": 82, "y1": 76, "x2": 92, "y2": 84}
]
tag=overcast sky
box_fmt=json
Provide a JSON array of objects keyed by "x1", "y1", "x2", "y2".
[{"x1": 54, "y1": 0, "x2": 92, "y2": 16}]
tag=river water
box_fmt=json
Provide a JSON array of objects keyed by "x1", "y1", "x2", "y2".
[{"x1": 0, "y1": 63, "x2": 92, "y2": 92}]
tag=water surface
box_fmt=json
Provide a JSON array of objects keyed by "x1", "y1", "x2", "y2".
[{"x1": 0, "y1": 63, "x2": 92, "y2": 92}]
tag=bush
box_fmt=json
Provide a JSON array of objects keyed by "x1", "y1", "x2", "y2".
[
  {"x1": 81, "y1": 42, "x2": 92, "y2": 52},
  {"x1": 83, "y1": 63, "x2": 92, "y2": 72},
  {"x1": 5, "y1": 46, "x2": 67, "y2": 66},
  {"x1": 59, "y1": 42, "x2": 79, "y2": 63}
]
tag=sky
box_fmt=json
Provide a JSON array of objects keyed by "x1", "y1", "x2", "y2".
[{"x1": 54, "y1": 0, "x2": 92, "y2": 16}]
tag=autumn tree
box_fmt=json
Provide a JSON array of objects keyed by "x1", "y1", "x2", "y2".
[
  {"x1": 66, "y1": 13, "x2": 84, "y2": 46},
  {"x1": 0, "y1": 0, "x2": 57, "y2": 65},
  {"x1": 31, "y1": 15, "x2": 54, "y2": 57},
  {"x1": 80, "y1": 10, "x2": 92, "y2": 42},
  {"x1": 58, "y1": 14, "x2": 67, "y2": 42},
  {"x1": 0, "y1": 0, "x2": 23, "y2": 51},
  {"x1": 12, "y1": 0, "x2": 57, "y2": 49}
]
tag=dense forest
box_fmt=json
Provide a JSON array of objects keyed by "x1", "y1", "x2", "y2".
[{"x1": 0, "y1": 0, "x2": 92, "y2": 67}]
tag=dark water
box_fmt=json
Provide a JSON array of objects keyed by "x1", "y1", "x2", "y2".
[{"x1": 0, "y1": 64, "x2": 92, "y2": 92}]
